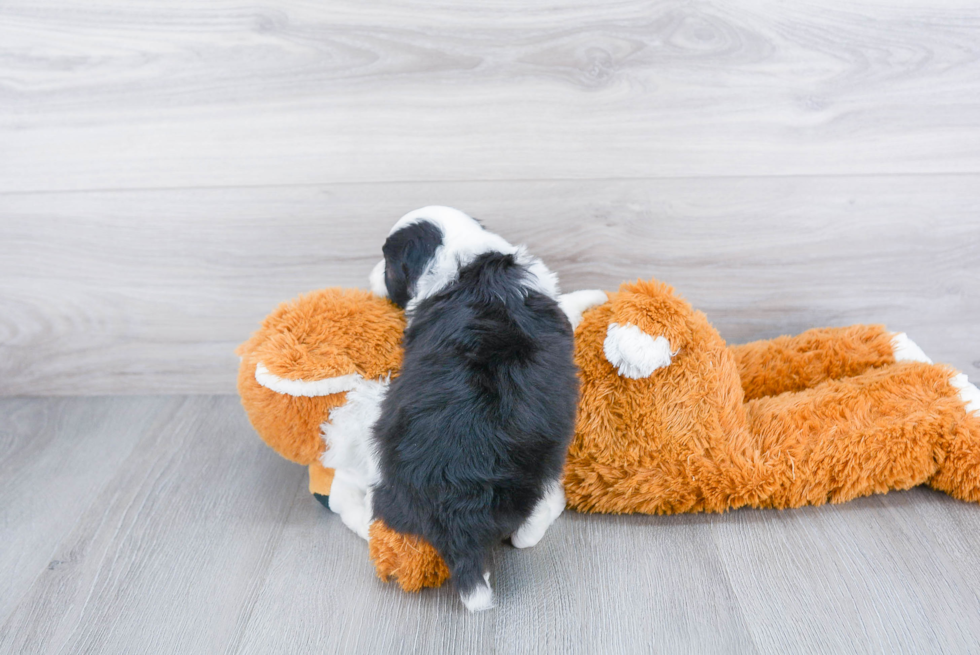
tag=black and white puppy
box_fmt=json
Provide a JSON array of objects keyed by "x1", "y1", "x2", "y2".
[{"x1": 369, "y1": 206, "x2": 579, "y2": 612}]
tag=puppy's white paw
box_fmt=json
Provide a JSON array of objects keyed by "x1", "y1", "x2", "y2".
[
  {"x1": 328, "y1": 475, "x2": 371, "y2": 540},
  {"x1": 891, "y1": 332, "x2": 933, "y2": 364},
  {"x1": 558, "y1": 289, "x2": 608, "y2": 330},
  {"x1": 460, "y1": 572, "x2": 494, "y2": 612},
  {"x1": 512, "y1": 482, "x2": 564, "y2": 549},
  {"x1": 604, "y1": 323, "x2": 673, "y2": 379},
  {"x1": 951, "y1": 373, "x2": 980, "y2": 416},
  {"x1": 511, "y1": 524, "x2": 545, "y2": 549},
  {"x1": 332, "y1": 502, "x2": 371, "y2": 541},
  {"x1": 545, "y1": 484, "x2": 567, "y2": 523}
]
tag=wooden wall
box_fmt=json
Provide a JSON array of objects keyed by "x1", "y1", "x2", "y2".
[{"x1": 2, "y1": 0, "x2": 978, "y2": 395}]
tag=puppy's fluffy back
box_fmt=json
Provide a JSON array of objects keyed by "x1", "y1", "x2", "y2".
[{"x1": 371, "y1": 251, "x2": 579, "y2": 602}]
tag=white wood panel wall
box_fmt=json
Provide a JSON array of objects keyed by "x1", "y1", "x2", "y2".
[{"x1": 1, "y1": 0, "x2": 978, "y2": 394}]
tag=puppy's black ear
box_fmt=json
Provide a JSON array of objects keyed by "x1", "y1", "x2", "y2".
[{"x1": 382, "y1": 220, "x2": 443, "y2": 308}]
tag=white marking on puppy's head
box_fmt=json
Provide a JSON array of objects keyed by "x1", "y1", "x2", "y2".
[{"x1": 372, "y1": 206, "x2": 559, "y2": 311}]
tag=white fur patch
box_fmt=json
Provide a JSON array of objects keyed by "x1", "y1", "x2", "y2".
[
  {"x1": 369, "y1": 259, "x2": 388, "y2": 298},
  {"x1": 891, "y1": 332, "x2": 933, "y2": 364},
  {"x1": 384, "y1": 206, "x2": 560, "y2": 312},
  {"x1": 255, "y1": 363, "x2": 361, "y2": 397},
  {"x1": 318, "y1": 377, "x2": 387, "y2": 539},
  {"x1": 951, "y1": 373, "x2": 980, "y2": 416},
  {"x1": 513, "y1": 246, "x2": 560, "y2": 300},
  {"x1": 558, "y1": 290, "x2": 608, "y2": 330},
  {"x1": 511, "y1": 480, "x2": 565, "y2": 549},
  {"x1": 604, "y1": 323, "x2": 674, "y2": 378},
  {"x1": 319, "y1": 378, "x2": 386, "y2": 488},
  {"x1": 328, "y1": 470, "x2": 373, "y2": 540},
  {"x1": 460, "y1": 572, "x2": 494, "y2": 612}
]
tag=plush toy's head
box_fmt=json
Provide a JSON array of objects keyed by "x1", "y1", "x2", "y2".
[{"x1": 236, "y1": 288, "x2": 405, "y2": 466}]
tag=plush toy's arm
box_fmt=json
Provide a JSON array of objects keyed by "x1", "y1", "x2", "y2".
[
  {"x1": 602, "y1": 280, "x2": 694, "y2": 379},
  {"x1": 558, "y1": 290, "x2": 608, "y2": 329}
]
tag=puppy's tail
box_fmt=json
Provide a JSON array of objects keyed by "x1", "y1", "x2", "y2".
[{"x1": 452, "y1": 553, "x2": 494, "y2": 612}]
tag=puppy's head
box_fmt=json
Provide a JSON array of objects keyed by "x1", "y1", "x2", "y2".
[
  {"x1": 373, "y1": 218, "x2": 444, "y2": 308},
  {"x1": 370, "y1": 206, "x2": 515, "y2": 309}
]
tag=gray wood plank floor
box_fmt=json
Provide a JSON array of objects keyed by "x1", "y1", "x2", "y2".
[{"x1": 4, "y1": 395, "x2": 980, "y2": 654}]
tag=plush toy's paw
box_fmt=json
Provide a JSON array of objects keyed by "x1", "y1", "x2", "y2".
[
  {"x1": 951, "y1": 373, "x2": 980, "y2": 415},
  {"x1": 604, "y1": 323, "x2": 674, "y2": 378},
  {"x1": 891, "y1": 332, "x2": 933, "y2": 364},
  {"x1": 511, "y1": 481, "x2": 565, "y2": 549},
  {"x1": 558, "y1": 290, "x2": 608, "y2": 330},
  {"x1": 369, "y1": 520, "x2": 450, "y2": 592}
]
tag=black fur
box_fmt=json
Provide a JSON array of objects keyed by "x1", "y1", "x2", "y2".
[
  {"x1": 382, "y1": 221, "x2": 443, "y2": 308},
  {"x1": 371, "y1": 251, "x2": 579, "y2": 599}
]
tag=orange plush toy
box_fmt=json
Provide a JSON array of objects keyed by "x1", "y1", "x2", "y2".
[{"x1": 237, "y1": 280, "x2": 980, "y2": 592}]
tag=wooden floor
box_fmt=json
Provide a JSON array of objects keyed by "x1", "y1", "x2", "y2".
[{"x1": 3, "y1": 395, "x2": 980, "y2": 654}]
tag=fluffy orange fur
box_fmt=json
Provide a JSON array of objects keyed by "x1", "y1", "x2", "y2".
[
  {"x1": 237, "y1": 281, "x2": 980, "y2": 593},
  {"x1": 368, "y1": 521, "x2": 451, "y2": 591}
]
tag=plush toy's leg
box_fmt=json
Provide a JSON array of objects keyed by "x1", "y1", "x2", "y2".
[
  {"x1": 511, "y1": 480, "x2": 566, "y2": 549},
  {"x1": 730, "y1": 325, "x2": 899, "y2": 400},
  {"x1": 929, "y1": 373, "x2": 980, "y2": 502},
  {"x1": 327, "y1": 469, "x2": 372, "y2": 540},
  {"x1": 308, "y1": 463, "x2": 335, "y2": 509},
  {"x1": 742, "y1": 362, "x2": 979, "y2": 509},
  {"x1": 368, "y1": 520, "x2": 450, "y2": 592}
]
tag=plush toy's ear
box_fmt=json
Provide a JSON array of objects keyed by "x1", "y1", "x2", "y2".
[{"x1": 602, "y1": 280, "x2": 695, "y2": 379}]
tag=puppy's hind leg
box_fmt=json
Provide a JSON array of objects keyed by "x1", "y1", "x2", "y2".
[
  {"x1": 511, "y1": 480, "x2": 566, "y2": 549},
  {"x1": 445, "y1": 545, "x2": 493, "y2": 612},
  {"x1": 459, "y1": 571, "x2": 494, "y2": 613},
  {"x1": 428, "y1": 515, "x2": 496, "y2": 611}
]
